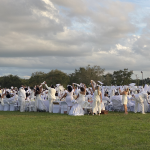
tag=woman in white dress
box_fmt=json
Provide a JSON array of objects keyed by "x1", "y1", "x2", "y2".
[
  {"x1": 35, "y1": 85, "x2": 46, "y2": 112},
  {"x1": 69, "y1": 84, "x2": 86, "y2": 116},
  {"x1": 91, "y1": 80, "x2": 102, "y2": 116},
  {"x1": 60, "y1": 85, "x2": 73, "y2": 109},
  {"x1": 119, "y1": 87, "x2": 129, "y2": 114}
]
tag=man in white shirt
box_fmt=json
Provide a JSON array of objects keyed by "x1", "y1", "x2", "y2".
[{"x1": 44, "y1": 82, "x2": 56, "y2": 113}]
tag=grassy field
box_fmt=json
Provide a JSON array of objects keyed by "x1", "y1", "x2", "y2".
[{"x1": 0, "y1": 112, "x2": 150, "y2": 150}]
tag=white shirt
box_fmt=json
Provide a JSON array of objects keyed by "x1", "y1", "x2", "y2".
[{"x1": 45, "y1": 84, "x2": 56, "y2": 100}]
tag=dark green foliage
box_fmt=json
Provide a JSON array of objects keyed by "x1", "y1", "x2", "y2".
[
  {"x1": 102, "y1": 73, "x2": 113, "y2": 86},
  {"x1": 69, "y1": 65, "x2": 105, "y2": 86},
  {"x1": 0, "y1": 75, "x2": 23, "y2": 88},
  {"x1": 112, "y1": 68, "x2": 133, "y2": 85},
  {"x1": 29, "y1": 71, "x2": 47, "y2": 87},
  {"x1": 1, "y1": 67, "x2": 148, "y2": 88},
  {"x1": 45, "y1": 70, "x2": 70, "y2": 88}
]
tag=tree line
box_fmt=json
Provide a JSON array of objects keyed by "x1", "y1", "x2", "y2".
[{"x1": 0, "y1": 65, "x2": 145, "y2": 88}]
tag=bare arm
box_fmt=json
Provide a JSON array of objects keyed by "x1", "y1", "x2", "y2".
[
  {"x1": 39, "y1": 86, "x2": 43, "y2": 93},
  {"x1": 60, "y1": 93, "x2": 67, "y2": 101},
  {"x1": 82, "y1": 83, "x2": 86, "y2": 95},
  {"x1": 72, "y1": 83, "x2": 75, "y2": 90},
  {"x1": 91, "y1": 80, "x2": 95, "y2": 92},
  {"x1": 100, "y1": 93, "x2": 102, "y2": 102},
  {"x1": 75, "y1": 94, "x2": 79, "y2": 100}
]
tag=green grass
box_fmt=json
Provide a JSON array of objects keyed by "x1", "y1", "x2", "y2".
[{"x1": 0, "y1": 112, "x2": 150, "y2": 150}]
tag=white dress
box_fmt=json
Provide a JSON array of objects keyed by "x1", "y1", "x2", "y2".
[
  {"x1": 92, "y1": 90, "x2": 101, "y2": 114},
  {"x1": 36, "y1": 94, "x2": 46, "y2": 111},
  {"x1": 65, "y1": 91, "x2": 73, "y2": 107},
  {"x1": 122, "y1": 94, "x2": 128, "y2": 105},
  {"x1": 77, "y1": 93, "x2": 85, "y2": 108},
  {"x1": 69, "y1": 93, "x2": 84, "y2": 116}
]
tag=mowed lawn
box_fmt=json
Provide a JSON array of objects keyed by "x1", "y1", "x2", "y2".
[{"x1": 0, "y1": 112, "x2": 150, "y2": 150}]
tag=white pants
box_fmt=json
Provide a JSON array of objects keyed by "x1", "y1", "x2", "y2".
[
  {"x1": 49, "y1": 99, "x2": 55, "y2": 113},
  {"x1": 92, "y1": 100, "x2": 101, "y2": 114},
  {"x1": 20, "y1": 97, "x2": 25, "y2": 112},
  {"x1": 134, "y1": 100, "x2": 144, "y2": 114}
]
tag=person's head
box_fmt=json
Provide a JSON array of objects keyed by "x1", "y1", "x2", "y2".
[
  {"x1": 67, "y1": 86, "x2": 72, "y2": 92},
  {"x1": 104, "y1": 93, "x2": 108, "y2": 97},
  {"x1": 24, "y1": 87, "x2": 28, "y2": 91},
  {"x1": 80, "y1": 87, "x2": 85, "y2": 92},
  {"x1": 35, "y1": 87, "x2": 40, "y2": 95},
  {"x1": 95, "y1": 86, "x2": 100, "y2": 91},
  {"x1": 6, "y1": 92, "x2": 10, "y2": 98},
  {"x1": 115, "y1": 92, "x2": 119, "y2": 95},
  {"x1": 51, "y1": 85, "x2": 54, "y2": 88}
]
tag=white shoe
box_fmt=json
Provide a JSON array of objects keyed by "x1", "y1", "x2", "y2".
[{"x1": 142, "y1": 113, "x2": 146, "y2": 114}]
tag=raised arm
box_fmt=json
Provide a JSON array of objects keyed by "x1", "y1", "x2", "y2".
[
  {"x1": 91, "y1": 80, "x2": 95, "y2": 92},
  {"x1": 119, "y1": 89, "x2": 125, "y2": 95},
  {"x1": 60, "y1": 93, "x2": 67, "y2": 101},
  {"x1": 44, "y1": 82, "x2": 51, "y2": 90},
  {"x1": 72, "y1": 83, "x2": 75, "y2": 90},
  {"x1": 100, "y1": 92, "x2": 102, "y2": 102}
]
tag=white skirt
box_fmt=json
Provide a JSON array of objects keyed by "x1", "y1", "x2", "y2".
[{"x1": 69, "y1": 103, "x2": 84, "y2": 116}]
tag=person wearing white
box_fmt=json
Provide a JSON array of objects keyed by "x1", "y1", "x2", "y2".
[
  {"x1": 131, "y1": 93, "x2": 145, "y2": 114},
  {"x1": 45, "y1": 82, "x2": 56, "y2": 113},
  {"x1": 35, "y1": 85, "x2": 46, "y2": 111},
  {"x1": 75, "y1": 84, "x2": 86, "y2": 108},
  {"x1": 119, "y1": 87, "x2": 129, "y2": 115},
  {"x1": 69, "y1": 85, "x2": 86, "y2": 116},
  {"x1": 19, "y1": 86, "x2": 26, "y2": 112},
  {"x1": 60, "y1": 86, "x2": 73, "y2": 109},
  {"x1": 30, "y1": 88, "x2": 35, "y2": 101},
  {"x1": 72, "y1": 84, "x2": 80, "y2": 96},
  {"x1": 91, "y1": 80, "x2": 102, "y2": 116}
]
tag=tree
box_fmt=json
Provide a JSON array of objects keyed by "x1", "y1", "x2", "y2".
[
  {"x1": 69, "y1": 65, "x2": 104, "y2": 86},
  {"x1": 0, "y1": 75, "x2": 23, "y2": 88},
  {"x1": 45, "y1": 70, "x2": 70, "y2": 88},
  {"x1": 112, "y1": 68, "x2": 133, "y2": 85},
  {"x1": 29, "y1": 72, "x2": 46, "y2": 87},
  {"x1": 102, "y1": 73, "x2": 113, "y2": 86}
]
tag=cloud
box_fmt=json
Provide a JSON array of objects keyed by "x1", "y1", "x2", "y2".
[{"x1": 0, "y1": 0, "x2": 150, "y2": 79}]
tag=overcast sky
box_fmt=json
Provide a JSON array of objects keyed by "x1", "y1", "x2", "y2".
[{"x1": 0, "y1": 0, "x2": 150, "y2": 79}]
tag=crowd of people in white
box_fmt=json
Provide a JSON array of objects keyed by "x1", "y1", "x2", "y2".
[{"x1": 0, "y1": 80, "x2": 150, "y2": 116}]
